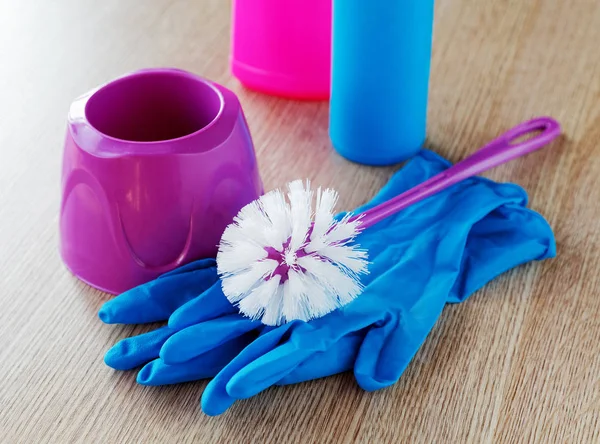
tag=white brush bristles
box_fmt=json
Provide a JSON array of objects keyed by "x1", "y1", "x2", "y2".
[{"x1": 217, "y1": 180, "x2": 369, "y2": 326}]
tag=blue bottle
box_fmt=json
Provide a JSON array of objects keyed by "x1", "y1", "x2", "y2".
[{"x1": 330, "y1": 0, "x2": 435, "y2": 165}]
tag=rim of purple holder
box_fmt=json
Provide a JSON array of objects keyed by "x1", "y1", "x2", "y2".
[{"x1": 67, "y1": 68, "x2": 237, "y2": 156}]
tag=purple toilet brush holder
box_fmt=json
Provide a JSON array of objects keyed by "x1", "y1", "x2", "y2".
[{"x1": 60, "y1": 68, "x2": 263, "y2": 294}]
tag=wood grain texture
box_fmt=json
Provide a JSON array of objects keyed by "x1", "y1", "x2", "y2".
[{"x1": 0, "y1": 0, "x2": 599, "y2": 442}]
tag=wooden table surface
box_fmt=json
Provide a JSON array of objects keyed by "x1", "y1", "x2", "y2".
[{"x1": 1, "y1": 0, "x2": 599, "y2": 442}]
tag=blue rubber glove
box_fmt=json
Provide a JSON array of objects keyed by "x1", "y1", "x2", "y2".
[
  {"x1": 163, "y1": 150, "x2": 555, "y2": 415},
  {"x1": 100, "y1": 150, "x2": 555, "y2": 416}
]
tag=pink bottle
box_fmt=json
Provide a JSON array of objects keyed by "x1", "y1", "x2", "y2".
[{"x1": 231, "y1": 0, "x2": 331, "y2": 100}]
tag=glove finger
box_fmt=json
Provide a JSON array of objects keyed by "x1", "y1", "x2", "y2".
[
  {"x1": 160, "y1": 314, "x2": 261, "y2": 365},
  {"x1": 275, "y1": 332, "x2": 363, "y2": 385},
  {"x1": 104, "y1": 326, "x2": 174, "y2": 371},
  {"x1": 226, "y1": 342, "x2": 314, "y2": 399},
  {"x1": 201, "y1": 322, "x2": 296, "y2": 416},
  {"x1": 137, "y1": 333, "x2": 255, "y2": 385},
  {"x1": 168, "y1": 282, "x2": 236, "y2": 329},
  {"x1": 354, "y1": 310, "x2": 442, "y2": 391},
  {"x1": 99, "y1": 259, "x2": 218, "y2": 324},
  {"x1": 448, "y1": 204, "x2": 555, "y2": 302}
]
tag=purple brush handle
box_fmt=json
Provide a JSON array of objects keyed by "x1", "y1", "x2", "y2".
[{"x1": 356, "y1": 116, "x2": 561, "y2": 229}]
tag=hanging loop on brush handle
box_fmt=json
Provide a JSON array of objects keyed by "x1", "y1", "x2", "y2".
[{"x1": 355, "y1": 117, "x2": 561, "y2": 229}]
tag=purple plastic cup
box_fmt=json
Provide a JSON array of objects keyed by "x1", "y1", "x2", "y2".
[{"x1": 60, "y1": 68, "x2": 263, "y2": 294}]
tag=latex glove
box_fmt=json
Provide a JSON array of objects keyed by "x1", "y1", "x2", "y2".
[
  {"x1": 167, "y1": 150, "x2": 555, "y2": 415},
  {"x1": 100, "y1": 150, "x2": 555, "y2": 415}
]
